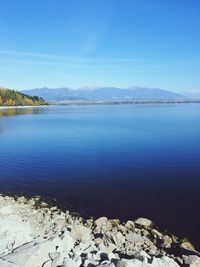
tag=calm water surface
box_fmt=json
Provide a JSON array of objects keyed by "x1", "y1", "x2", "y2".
[{"x1": 0, "y1": 104, "x2": 200, "y2": 248}]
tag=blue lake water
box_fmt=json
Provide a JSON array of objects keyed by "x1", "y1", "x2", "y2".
[{"x1": 0, "y1": 104, "x2": 200, "y2": 248}]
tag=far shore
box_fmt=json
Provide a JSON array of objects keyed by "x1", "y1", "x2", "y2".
[
  {"x1": 53, "y1": 99, "x2": 200, "y2": 105},
  {"x1": 1, "y1": 99, "x2": 200, "y2": 108},
  {"x1": 0, "y1": 105, "x2": 49, "y2": 110}
]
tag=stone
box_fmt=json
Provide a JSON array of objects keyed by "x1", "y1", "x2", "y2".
[
  {"x1": 70, "y1": 224, "x2": 92, "y2": 243},
  {"x1": 162, "y1": 235, "x2": 172, "y2": 248},
  {"x1": 36, "y1": 212, "x2": 45, "y2": 223},
  {"x1": 49, "y1": 252, "x2": 59, "y2": 260},
  {"x1": 51, "y1": 253, "x2": 64, "y2": 267},
  {"x1": 183, "y1": 255, "x2": 200, "y2": 266},
  {"x1": 17, "y1": 196, "x2": 27, "y2": 204},
  {"x1": 151, "y1": 229, "x2": 163, "y2": 239},
  {"x1": 11, "y1": 239, "x2": 59, "y2": 265},
  {"x1": 0, "y1": 259, "x2": 19, "y2": 267},
  {"x1": 63, "y1": 257, "x2": 79, "y2": 267},
  {"x1": 95, "y1": 217, "x2": 108, "y2": 227},
  {"x1": 124, "y1": 220, "x2": 135, "y2": 230},
  {"x1": 40, "y1": 201, "x2": 49, "y2": 208},
  {"x1": 0, "y1": 195, "x2": 199, "y2": 267},
  {"x1": 28, "y1": 198, "x2": 35, "y2": 206},
  {"x1": 115, "y1": 260, "x2": 127, "y2": 267},
  {"x1": 97, "y1": 260, "x2": 115, "y2": 267},
  {"x1": 42, "y1": 260, "x2": 52, "y2": 267},
  {"x1": 135, "y1": 218, "x2": 153, "y2": 228},
  {"x1": 109, "y1": 219, "x2": 120, "y2": 227},
  {"x1": 50, "y1": 206, "x2": 58, "y2": 212},
  {"x1": 113, "y1": 232, "x2": 125, "y2": 246},
  {"x1": 125, "y1": 233, "x2": 144, "y2": 245},
  {"x1": 180, "y1": 241, "x2": 195, "y2": 251}
]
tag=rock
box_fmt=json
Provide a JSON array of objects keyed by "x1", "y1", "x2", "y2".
[
  {"x1": 162, "y1": 235, "x2": 172, "y2": 248},
  {"x1": 124, "y1": 220, "x2": 135, "y2": 230},
  {"x1": 135, "y1": 218, "x2": 153, "y2": 228},
  {"x1": 97, "y1": 261, "x2": 115, "y2": 267},
  {"x1": 50, "y1": 206, "x2": 58, "y2": 212},
  {"x1": 180, "y1": 241, "x2": 195, "y2": 252},
  {"x1": 51, "y1": 253, "x2": 64, "y2": 267},
  {"x1": 98, "y1": 243, "x2": 117, "y2": 254},
  {"x1": 17, "y1": 196, "x2": 27, "y2": 204},
  {"x1": 34, "y1": 195, "x2": 41, "y2": 201},
  {"x1": 115, "y1": 260, "x2": 127, "y2": 267},
  {"x1": 117, "y1": 225, "x2": 128, "y2": 234},
  {"x1": 52, "y1": 231, "x2": 75, "y2": 252},
  {"x1": 49, "y1": 252, "x2": 59, "y2": 260},
  {"x1": 95, "y1": 217, "x2": 108, "y2": 227},
  {"x1": 28, "y1": 198, "x2": 35, "y2": 206},
  {"x1": 0, "y1": 259, "x2": 19, "y2": 267},
  {"x1": 183, "y1": 255, "x2": 200, "y2": 266},
  {"x1": 113, "y1": 232, "x2": 126, "y2": 246},
  {"x1": 152, "y1": 256, "x2": 180, "y2": 267},
  {"x1": 125, "y1": 233, "x2": 143, "y2": 244},
  {"x1": 63, "y1": 257, "x2": 79, "y2": 267},
  {"x1": 36, "y1": 212, "x2": 45, "y2": 223},
  {"x1": 151, "y1": 229, "x2": 163, "y2": 239},
  {"x1": 0, "y1": 195, "x2": 199, "y2": 267},
  {"x1": 118, "y1": 256, "x2": 180, "y2": 267},
  {"x1": 43, "y1": 260, "x2": 52, "y2": 267},
  {"x1": 55, "y1": 218, "x2": 66, "y2": 228},
  {"x1": 109, "y1": 219, "x2": 120, "y2": 227},
  {"x1": 40, "y1": 201, "x2": 49, "y2": 208},
  {"x1": 2, "y1": 240, "x2": 51, "y2": 267},
  {"x1": 70, "y1": 224, "x2": 92, "y2": 243}
]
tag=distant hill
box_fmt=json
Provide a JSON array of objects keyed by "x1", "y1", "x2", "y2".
[
  {"x1": 22, "y1": 87, "x2": 185, "y2": 102},
  {"x1": 0, "y1": 87, "x2": 47, "y2": 106}
]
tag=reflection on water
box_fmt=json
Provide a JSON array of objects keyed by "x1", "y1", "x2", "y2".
[
  {"x1": 0, "y1": 107, "x2": 46, "y2": 117},
  {"x1": 0, "y1": 107, "x2": 46, "y2": 135}
]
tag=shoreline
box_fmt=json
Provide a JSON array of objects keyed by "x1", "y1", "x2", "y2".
[
  {"x1": 0, "y1": 105, "x2": 49, "y2": 110},
  {"x1": 0, "y1": 100, "x2": 200, "y2": 109},
  {"x1": 49, "y1": 99, "x2": 200, "y2": 105},
  {"x1": 0, "y1": 195, "x2": 199, "y2": 267}
]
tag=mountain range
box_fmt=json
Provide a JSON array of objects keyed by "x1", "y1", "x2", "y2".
[{"x1": 22, "y1": 87, "x2": 187, "y2": 102}]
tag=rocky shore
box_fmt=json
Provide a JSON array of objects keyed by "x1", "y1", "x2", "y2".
[{"x1": 0, "y1": 195, "x2": 199, "y2": 267}]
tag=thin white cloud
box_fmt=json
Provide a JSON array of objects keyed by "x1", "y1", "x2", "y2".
[
  {"x1": 0, "y1": 49, "x2": 59, "y2": 59},
  {"x1": 0, "y1": 49, "x2": 145, "y2": 66}
]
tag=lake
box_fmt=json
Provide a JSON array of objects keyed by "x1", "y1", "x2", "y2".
[{"x1": 0, "y1": 104, "x2": 200, "y2": 249}]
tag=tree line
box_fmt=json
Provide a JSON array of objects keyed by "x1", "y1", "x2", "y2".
[{"x1": 0, "y1": 88, "x2": 47, "y2": 106}]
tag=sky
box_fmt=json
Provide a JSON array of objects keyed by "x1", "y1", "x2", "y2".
[{"x1": 0, "y1": 0, "x2": 200, "y2": 92}]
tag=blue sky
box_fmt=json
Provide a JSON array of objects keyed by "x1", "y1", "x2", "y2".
[{"x1": 0, "y1": 0, "x2": 200, "y2": 92}]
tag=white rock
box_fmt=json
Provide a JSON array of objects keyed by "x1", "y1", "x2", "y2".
[
  {"x1": 2, "y1": 239, "x2": 53, "y2": 267},
  {"x1": 0, "y1": 259, "x2": 19, "y2": 267},
  {"x1": 95, "y1": 217, "x2": 108, "y2": 227},
  {"x1": 113, "y1": 232, "x2": 125, "y2": 246},
  {"x1": 125, "y1": 221, "x2": 135, "y2": 230},
  {"x1": 63, "y1": 257, "x2": 79, "y2": 267},
  {"x1": 125, "y1": 233, "x2": 144, "y2": 245},
  {"x1": 135, "y1": 218, "x2": 153, "y2": 228},
  {"x1": 183, "y1": 255, "x2": 200, "y2": 266},
  {"x1": 97, "y1": 260, "x2": 115, "y2": 267},
  {"x1": 70, "y1": 224, "x2": 92, "y2": 243},
  {"x1": 0, "y1": 195, "x2": 198, "y2": 267},
  {"x1": 51, "y1": 253, "x2": 64, "y2": 267}
]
